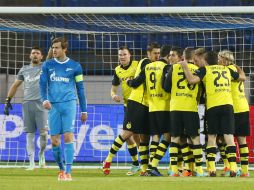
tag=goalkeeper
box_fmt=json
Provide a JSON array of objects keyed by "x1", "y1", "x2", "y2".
[{"x1": 4, "y1": 47, "x2": 48, "y2": 170}]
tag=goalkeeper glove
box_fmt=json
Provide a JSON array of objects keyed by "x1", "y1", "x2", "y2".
[{"x1": 4, "y1": 97, "x2": 12, "y2": 116}]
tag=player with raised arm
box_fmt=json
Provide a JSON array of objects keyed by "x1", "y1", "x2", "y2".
[
  {"x1": 164, "y1": 47, "x2": 205, "y2": 177},
  {"x1": 40, "y1": 37, "x2": 87, "y2": 181},
  {"x1": 179, "y1": 51, "x2": 245, "y2": 177},
  {"x1": 4, "y1": 47, "x2": 48, "y2": 170},
  {"x1": 218, "y1": 50, "x2": 250, "y2": 177},
  {"x1": 103, "y1": 46, "x2": 140, "y2": 176}
]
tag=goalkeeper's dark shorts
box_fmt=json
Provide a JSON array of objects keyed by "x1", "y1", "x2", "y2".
[{"x1": 125, "y1": 100, "x2": 150, "y2": 135}]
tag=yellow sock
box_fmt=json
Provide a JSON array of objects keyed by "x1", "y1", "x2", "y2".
[
  {"x1": 177, "y1": 147, "x2": 183, "y2": 171},
  {"x1": 240, "y1": 144, "x2": 249, "y2": 174},
  {"x1": 206, "y1": 146, "x2": 216, "y2": 172},
  {"x1": 181, "y1": 144, "x2": 191, "y2": 170},
  {"x1": 170, "y1": 142, "x2": 179, "y2": 173},
  {"x1": 151, "y1": 140, "x2": 169, "y2": 168},
  {"x1": 127, "y1": 143, "x2": 139, "y2": 166},
  {"x1": 226, "y1": 145, "x2": 237, "y2": 172},
  {"x1": 192, "y1": 144, "x2": 203, "y2": 174},
  {"x1": 218, "y1": 143, "x2": 230, "y2": 169},
  {"x1": 106, "y1": 135, "x2": 125, "y2": 162},
  {"x1": 149, "y1": 141, "x2": 159, "y2": 164},
  {"x1": 138, "y1": 143, "x2": 149, "y2": 172}
]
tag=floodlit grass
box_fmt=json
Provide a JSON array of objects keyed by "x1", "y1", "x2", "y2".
[{"x1": 0, "y1": 168, "x2": 254, "y2": 190}]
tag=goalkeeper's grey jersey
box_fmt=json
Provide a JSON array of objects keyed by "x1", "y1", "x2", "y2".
[{"x1": 17, "y1": 63, "x2": 42, "y2": 102}]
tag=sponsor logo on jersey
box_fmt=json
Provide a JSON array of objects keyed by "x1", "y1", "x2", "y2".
[
  {"x1": 24, "y1": 75, "x2": 40, "y2": 82},
  {"x1": 66, "y1": 68, "x2": 73, "y2": 72},
  {"x1": 50, "y1": 71, "x2": 70, "y2": 82}
]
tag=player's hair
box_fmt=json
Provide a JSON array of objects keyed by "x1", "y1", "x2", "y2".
[
  {"x1": 204, "y1": 51, "x2": 218, "y2": 65},
  {"x1": 52, "y1": 37, "x2": 68, "y2": 49},
  {"x1": 218, "y1": 50, "x2": 235, "y2": 65},
  {"x1": 183, "y1": 47, "x2": 195, "y2": 61},
  {"x1": 160, "y1": 45, "x2": 171, "y2": 57},
  {"x1": 171, "y1": 46, "x2": 183, "y2": 57},
  {"x1": 118, "y1": 45, "x2": 131, "y2": 54},
  {"x1": 147, "y1": 42, "x2": 161, "y2": 52},
  {"x1": 31, "y1": 46, "x2": 43, "y2": 54},
  {"x1": 46, "y1": 47, "x2": 53, "y2": 60},
  {"x1": 194, "y1": 48, "x2": 206, "y2": 56}
]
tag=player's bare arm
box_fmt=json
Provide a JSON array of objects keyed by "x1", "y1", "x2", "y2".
[
  {"x1": 179, "y1": 61, "x2": 200, "y2": 84},
  {"x1": 7, "y1": 80, "x2": 23, "y2": 98},
  {"x1": 235, "y1": 64, "x2": 246, "y2": 81},
  {"x1": 111, "y1": 85, "x2": 121, "y2": 102}
]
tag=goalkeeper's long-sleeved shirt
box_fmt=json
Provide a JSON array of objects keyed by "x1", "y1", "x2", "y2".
[{"x1": 39, "y1": 57, "x2": 87, "y2": 112}]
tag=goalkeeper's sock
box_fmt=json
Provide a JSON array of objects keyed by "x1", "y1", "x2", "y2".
[
  {"x1": 105, "y1": 135, "x2": 125, "y2": 162},
  {"x1": 64, "y1": 142, "x2": 74, "y2": 174},
  {"x1": 127, "y1": 143, "x2": 139, "y2": 166},
  {"x1": 26, "y1": 133, "x2": 35, "y2": 166},
  {"x1": 39, "y1": 133, "x2": 47, "y2": 157},
  {"x1": 52, "y1": 145, "x2": 65, "y2": 171}
]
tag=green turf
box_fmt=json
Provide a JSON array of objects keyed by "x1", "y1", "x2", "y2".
[{"x1": 0, "y1": 168, "x2": 254, "y2": 190}]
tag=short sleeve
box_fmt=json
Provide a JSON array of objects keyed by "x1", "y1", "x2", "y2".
[{"x1": 195, "y1": 67, "x2": 206, "y2": 80}]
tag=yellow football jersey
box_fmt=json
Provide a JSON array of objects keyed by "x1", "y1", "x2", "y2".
[
  {"x1": 145, "y1": 60, "x2": 170, "y2": 112},
  {"x1": 128, "y1": 58, "x2": 150, "y2": 106},
  {"x1": 170, "y1": 63, "x2": 199, "y2": 112},
  {"x1": 202, "y1": 65, "x2": 233, "y2": 109},
  {"x1": 114, "y1": 60, "x2": 138, "y2": 106},
  {"x1": 228, "y1": 64, "x2": 249, "y2": 113}
]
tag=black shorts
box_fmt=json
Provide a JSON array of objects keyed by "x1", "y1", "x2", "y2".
[
  {"x1": 234, "y1": 111, "x2": 250, "y2": 136},
  {"x1": 126, "y1": 100, "x2": 150, "y2": 134},
  {"x1": 123, "y1": 106, "x2": 128, "y2": 130},
  {"x1": 170, "y1": 111, "x2": 200, "y2": 137},
  {"x1": 149, "y1": 111, "x2": 170, "y2": 135},
  {"x1": 206, "y1": 104, "x2": 234, "y2": 135}
]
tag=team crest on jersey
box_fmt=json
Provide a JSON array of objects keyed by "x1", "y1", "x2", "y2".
[{"x1": 126, "y1": 122, "x2": 132, "y2": 129}]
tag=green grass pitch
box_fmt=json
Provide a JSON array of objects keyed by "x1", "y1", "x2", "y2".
[{"x1": 0, "y1": 168, "x2": 254, "y2": 190}]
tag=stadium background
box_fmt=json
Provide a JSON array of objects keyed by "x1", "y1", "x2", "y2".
[{"x1": 0, "y1": 0, "x2": 253, "y2": 166}]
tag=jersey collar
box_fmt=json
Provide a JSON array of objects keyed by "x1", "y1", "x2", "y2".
[{"x1": 54, "y1": 57, "x2": 70, "y2": 64}]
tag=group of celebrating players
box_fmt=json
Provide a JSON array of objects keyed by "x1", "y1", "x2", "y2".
[
  {"x1": 103, "y1": 42, "x2": 250, "y2": 178},
  {"x1": 4, "y1": 38, "x2": 250, "y2": 180}
]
